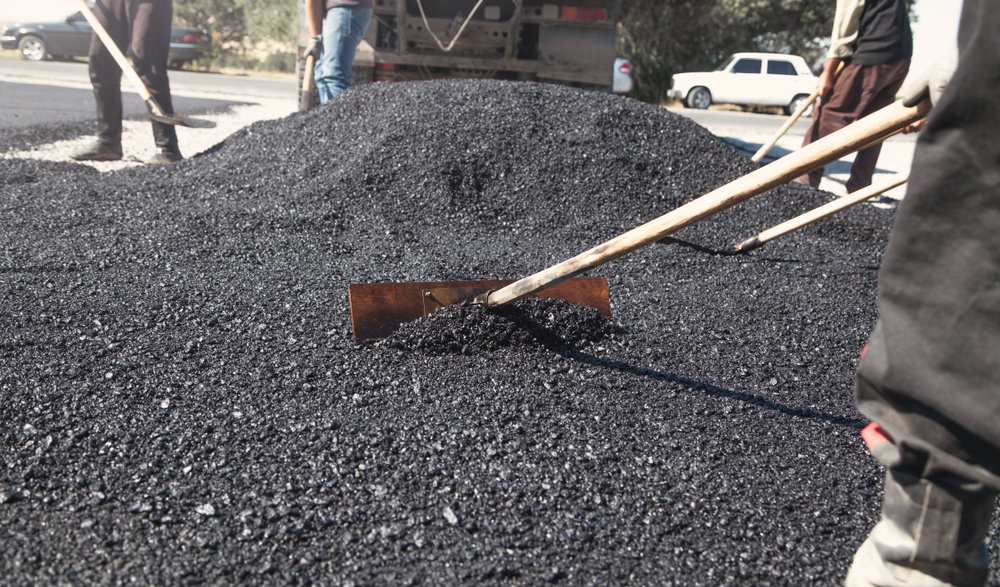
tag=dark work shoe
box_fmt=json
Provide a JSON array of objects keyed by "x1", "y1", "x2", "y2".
[
  {"x1": 69, "y1": 140, "x2": 123, "y2": 161},
  {"x1": 147, "y1": 148, "x2": 183, "y2": 165}
]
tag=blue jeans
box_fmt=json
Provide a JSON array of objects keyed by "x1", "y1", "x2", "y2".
[{"x1": 315, "y1": 6, "x2": 372, "y2": 103}]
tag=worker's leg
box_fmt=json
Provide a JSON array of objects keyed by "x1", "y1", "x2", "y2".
[
  {"x1": 315, "y1": 6, "x2": 373, "y2": 103},
  {"x1": 845, "y1": 448, "x2": 997, "y2": 587},
  {"x1": 128, "y1": 0, "x2": 180, "y2": 158},
  {"x1": 88, "y1": 0, "x2": 128, "y2": 150},
  {"x1": 846, "y1": 59, "x2": 910, "y2": 193},
  {"x1": 799, "y1": 64, "x2": 866, "y2": 187},
  {"x1": 848, "y1": 0, "x2": 1000, "y2": 581},
  {"x1": 800, "y1": 107, "x2": 827, "y2": 186}
]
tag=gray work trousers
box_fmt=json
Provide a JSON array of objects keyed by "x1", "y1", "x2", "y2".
[{"x1": 846, "y1": 0, "x2": 1000, "y2": 584}]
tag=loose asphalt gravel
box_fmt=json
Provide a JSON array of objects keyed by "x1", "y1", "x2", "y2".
[{"x1": 2, "y1": 79, "x2": 997, "y2": 586}]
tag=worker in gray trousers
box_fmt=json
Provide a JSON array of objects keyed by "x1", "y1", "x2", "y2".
[
  {"x1": 845, "y1": 0, "x2": 999, "y2": 585},
  {"x1": 71, "y1": 0, "x2": 181, "y2": 164}
]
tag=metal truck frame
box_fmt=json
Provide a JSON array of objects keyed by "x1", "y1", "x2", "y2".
[{"x1": 297, "y1": 0, "x2": 620, "y2": 109}]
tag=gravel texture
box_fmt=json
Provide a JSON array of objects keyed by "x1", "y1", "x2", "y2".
[
  {"x1": 0, "y1": 119, "x2": 97, "y2": 152},
  {"x1": 1, "y1": 79, "x2": 997, "y2": 586},
  {"x1": 0, "y1": 158, "x2": 98, "y2": 185},
  {"x1": 382, "y1": 298, "x2": 616, "y2": 356}
]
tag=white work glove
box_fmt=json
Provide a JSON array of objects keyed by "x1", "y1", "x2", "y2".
[
  {"x1": 902, "y1": 43, "x2": 959, "y2": 107},
  {"x1": 304, "y1": 35, "x2": 323, "y2": 60}
]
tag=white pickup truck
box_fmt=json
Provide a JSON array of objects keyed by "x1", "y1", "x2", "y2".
[{"x1": 668, "y1": 52, "x2": 818, "y2": 115}]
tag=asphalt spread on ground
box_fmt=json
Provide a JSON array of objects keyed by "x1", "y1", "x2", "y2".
[{"x1": 2, "y1": 79, "x2": 997, "y2": 586}]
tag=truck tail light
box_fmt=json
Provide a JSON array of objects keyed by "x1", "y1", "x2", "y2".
[
  {"x1": 375, "y1": 62, "x2": 395, "y2": 82},
  {"x1": 560, "y1": 7, "x2": 607, "y2": 22}
]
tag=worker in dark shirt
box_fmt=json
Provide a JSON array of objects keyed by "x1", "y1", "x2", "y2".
[
  {"x1": 801, "y1": 0, "x2": 912, "y2": 193},
  {"x1": 71, "y1": 0, "x2": 182, "y2": 165},
  {"x1": 844, "y1": 1, "x2": 999, "y2": 585}
]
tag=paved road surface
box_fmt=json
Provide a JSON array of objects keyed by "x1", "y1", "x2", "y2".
[
  {"x1": 0, "y1": 59, "x2": 295, "y2": 99},
  {"x1": 667, "y1": 107, "x2": 917, "y2": 199},
  {"x1": 0, "y1": 59, "x2": 295, "y2": 127},
  {"x1": 0, "y1": 58, "x2": 297, "y2": 169}
]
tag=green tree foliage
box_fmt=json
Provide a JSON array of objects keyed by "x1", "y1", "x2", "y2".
[
  {"x1": 173, "y1": 0, "x2": 295, "y2": 49},
  {"x1": 241, "y1": 0, "x2": 297, "y2": 45},
  {"x1": 617, "y1": 0, "x2": 838, "y2": 103},
  {"x1": 174, "y1": 0, "x2": 246, "y2": 61}
]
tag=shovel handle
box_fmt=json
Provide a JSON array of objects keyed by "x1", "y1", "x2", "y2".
[
  {"x1": 74, "y1": 0, "x2": 155, "y2": 106},
  {"x1": 483, "y1": 98, "x2": 931, "y2": 308},
  {"x1": 736, "y1": 171, "x2": 910, "y2": 252},
  {"x1": 300, "y1": 54, "x2": 315, "y2": 112},
  {"x1": 751, "y1": 61, "x2": 846, "y2": 163},
  {"x1": 750, "y1": 89, "x2": 818, "y2": 163}
]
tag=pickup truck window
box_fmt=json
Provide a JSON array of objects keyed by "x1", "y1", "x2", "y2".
[
  {"x1": 715, "y1": 55, "x2": 736, "y2": 71},
  {"x1": 732, "y1": 59, "x2": 762, "y2": 74},
  {"x1": 767, "y1": 60, "x2": 797, "y2": 76}
]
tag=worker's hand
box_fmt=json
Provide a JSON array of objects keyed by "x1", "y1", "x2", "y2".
[
  {"x1": 816, "y1": 58, "x2": 842, "y2": 100},
  {"x1": 304, "y1": 35, "x2": 323, "y2": 60},
  {"x1": 902, "y1": 118, "x2": 927, "y2": 134},
  {"x1": 902, "y1": 43, "x2": 959, "y2": 108}
]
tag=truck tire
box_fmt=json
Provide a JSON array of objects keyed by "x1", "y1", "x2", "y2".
[
  {"x1": 685, "y1": 87, "x2": 711, "y2": 109},
  {"x1": 350, "y1": 65, "x2": 373, "y2": 87}
]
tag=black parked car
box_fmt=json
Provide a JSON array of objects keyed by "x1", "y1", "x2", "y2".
[{"x1": 1, "y1": 7, "x2": 212, "y2": 69}]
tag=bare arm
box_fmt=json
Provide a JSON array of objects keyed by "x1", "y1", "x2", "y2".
[
  {"x1": 817, "y1": 57, "x2": 845, "y2": 99},
  {"x1": 306, "y1": 0, "x2": 325, "y2": 36}
]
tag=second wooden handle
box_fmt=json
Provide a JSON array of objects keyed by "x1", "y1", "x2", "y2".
[{"x1": 485, "y1": 98, "x2": 932, "y2": 308}]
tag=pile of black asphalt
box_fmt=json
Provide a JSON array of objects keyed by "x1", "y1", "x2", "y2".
[
  {"x1": 2, "y1": 79, "x2": 996, "y2": 586},
  {"x1": 0, "y1": 119, "x2": 97, "y2": 152}
]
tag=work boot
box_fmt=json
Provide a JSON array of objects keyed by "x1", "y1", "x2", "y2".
[
  {"x1": 845, "y1": 468, "x2": 997, "y2": 587},
  {"x1": 150, "y1": 119, "x2": 181, "y2": 165},
  {"x1": 146, "y1": 148, "x2": 183, "y2": 165},
  {"x1": 69, "y1": 140, "x2": 123, "y2": 161}
]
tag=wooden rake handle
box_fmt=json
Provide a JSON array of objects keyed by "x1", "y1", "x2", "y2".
[
  {"x1": 74, "y1": 0, "x2": 157, "y2": 109},
  {"x1": 751, "y1": 61, "x2": 846, "y2": 163},
  {"x1": 735, "y1": 171, "x2": 910, "y2": 252},
  {"x1": 482, "y1": 98, "x2": 931, "y2": 308},
  {"x1": 750, "y1": 89, "x2": 818, "y2": 163}
]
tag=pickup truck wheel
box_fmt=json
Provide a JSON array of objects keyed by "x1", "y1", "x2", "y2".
[
  {"x1": 686, "y1": 86, "x2": 711, "y2": 109},
  {"x1": 787, "y1": 94, "x2": 814, "y2": 117},
  {"x1": 19, "y1": 35, "x2": 47, "y2": 61}
]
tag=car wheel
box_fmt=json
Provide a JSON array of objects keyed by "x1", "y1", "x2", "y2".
[
  {"x1": 18, "y1": 35, "x2": 47, "y2": 61},
  {"x1": 686, "y1": 86, "x2": 711, "y2": 109},
  {"x1": 168, "y1": 60, "x2": 187, "y2": 70},
  {"x1": 787, "y1": 94, "x2": 814, "y2": 117}
]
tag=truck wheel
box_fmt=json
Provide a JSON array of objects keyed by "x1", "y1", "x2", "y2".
[
  {"x1": 786, "y1": 94, "x2": 814, "y2": 117},
  {"x1": 686, "y1": 87, "x2": 711, "y2": 109},
  {"x1": 19, "y1": 35, "x2": 47, "y2": 61},
  {"x1": 349, "y1": 65, "x2": 373, "y2": 87}
]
